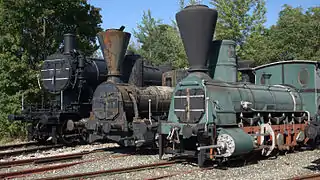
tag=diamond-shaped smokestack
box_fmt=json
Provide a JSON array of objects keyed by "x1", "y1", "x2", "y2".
[
  {"x1": 97, "y1": 26, "x2": 131, "y2": 82},
  {"x1": 176, "y1": 5, "x2": 218, "y2": 73}
]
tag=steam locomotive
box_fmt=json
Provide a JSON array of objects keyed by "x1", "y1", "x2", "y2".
[
  {"x1": 158, "y1": 4, "x2": 320, "y2": 167},
  {"x1": 83, "y1": 28, "x2": 174, "y2": 148},
  {"x1": 9, "y1": 29, "x2": 171, "y2": 145},
  {"x1": 82, "y1": 27, "x2": 252, "y2": 148}
]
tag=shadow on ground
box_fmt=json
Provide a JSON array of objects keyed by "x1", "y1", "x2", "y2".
[{"x1": 304, "y1": 158, "x2": 320, "y2": 171}]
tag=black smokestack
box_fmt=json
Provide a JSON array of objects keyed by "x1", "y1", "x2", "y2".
[
  {"x1": 176, "y1": 5, "x2": 218, "y2": 73},
  {"x1": 63, "y1": 33, "x2": 76, "y2": 54},
  {"x1": 97, "y1": 26, "x2": 131, "y2": 83}
]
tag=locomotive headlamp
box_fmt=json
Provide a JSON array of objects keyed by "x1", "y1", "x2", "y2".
[{"x1": 216, "y1": 133, "x2": 235, "y2": 157}]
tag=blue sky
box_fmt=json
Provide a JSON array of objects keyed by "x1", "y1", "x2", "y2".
[{"x1": 88, "y1": 0, "x2": 319, "y2": 42}]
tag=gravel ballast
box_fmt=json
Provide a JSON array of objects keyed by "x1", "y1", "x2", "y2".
[{"x1": 0, "y1": 146, "x2": 318, "y2": 180}]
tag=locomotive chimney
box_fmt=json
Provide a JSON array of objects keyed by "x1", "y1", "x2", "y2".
[
  {"x1": 97, "y1": 26, "x2": 131, "y2": 83},
  {"x1": 176, "y1": 5, "x2": 218, "y2": 73},
  {"x1": 63, "y1": 33, "x2": 76, "y2": 54}
]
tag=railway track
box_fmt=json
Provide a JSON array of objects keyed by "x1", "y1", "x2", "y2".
[
  {"x1": 0, "y1": 151, "x2": 146, "y2": 179},
  {"x1": 289, "y1": 173, "x2": 320, "y2": 180},
  {"x1": 31, "y1": 160, "x2": 181, "y2": 180},
  {"x1": 0, "y1": 151, "x2": 88, "y2": 168},
  {"x1": 0, "y1": 159, "x2": 92, "y2": 179},
  {"x1": 0, "y1": 144, "x2": 64, "y2": 158},
  {"x1": 0, "y1": 141, "x2": 39, "y2": 151},
  {"x1": 144, "y1": 167, "x2": 214, "y2": 180}
]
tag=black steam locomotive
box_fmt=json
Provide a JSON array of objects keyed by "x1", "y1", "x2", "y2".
[
  {"x1": 83, "y1": 28, "x2": 174, "y2": 148},
  {"x1": 9, "y1": 29, "x2": 171, "y2": 145}
]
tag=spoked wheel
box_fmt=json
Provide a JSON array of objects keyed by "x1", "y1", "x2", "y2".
[
  {"x1": 34, "y1": 123, "x2": 50, "y2": 144},
  {"x1": 79, "y1": 129, "x2": 89, "y2": 145},
  {"x1": 58, "y1": 120, "x2": 79, "y2": 145}
]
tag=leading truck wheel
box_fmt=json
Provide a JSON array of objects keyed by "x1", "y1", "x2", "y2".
[{"x1": 58, "y1": 120, "x2": 78, "y2": 145}]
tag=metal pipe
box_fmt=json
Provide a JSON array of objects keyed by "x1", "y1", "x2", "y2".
[
  {"x1": 60, "y1": 91, "x2": 63, "y2": 110},
  {"x1": 197, "y1": 144, "x2": 222, "y2": 151},
  {"x1": 37, "y1": 74, "x2": 42, "y2": 89},
  {"x1": 21, "y1": 93, "x2": 24, "y2": 111},
  {"x1": 148, "y1": 99, "x2": 152, "y2": 125},
  {"x1": 205, "y1": 97, "x2": 209, "y2": 132},
  {"x1": 135, "y1": 140, "x2": 146, "y2": 144}
]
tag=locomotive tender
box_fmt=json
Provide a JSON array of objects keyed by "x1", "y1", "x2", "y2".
[
  {"x1": 158, "y1": 4, "x2": 318, "y2": 167},
  {"x1": 83, "y1": 28, "x2": 173, "y2": 147},
  {"x1": 9, "y1": 29, "x2": 170, "y2": 145}
]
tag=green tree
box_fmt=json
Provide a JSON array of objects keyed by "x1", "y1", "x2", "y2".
[
  {"x1": 0, "y1": 0, "x2": 102, "y2": 140},
  {"x1": 0, "y1": 0, "x2": 102, "y2": 65},
  {"x1": 179, "y1": 0, "x2": 203, "y2": 10},
  {"x1": 133, "y1": 10, "x2": 162, "y2": 48},
  {"x1": 210, "y1": 0, "x2": 267, "y2": 59},
  {"x1": 245, "y1": 5, "x2": 320, "y2": 64},
  {"x1": 143, "y1": 25, "x2": 187, "y2": 68},
  {"x1": 133, "y1": 10, "x2": 187, "y2": 68}
]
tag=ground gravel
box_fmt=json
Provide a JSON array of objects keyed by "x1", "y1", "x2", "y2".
[
  {"x1": 2, "y1": 146, "x2": 320, "y2": 180},
  {"x1": 166, "y1": 149, "x2": 320, "y2": 180},
  {"x1": 0, "y1": 142, "x2": 119, "y2": 162}
]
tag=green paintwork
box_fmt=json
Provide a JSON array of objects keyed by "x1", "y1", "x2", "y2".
[
  {"x1": 162, "y1": 40, "x2": 236, "y2": 86},
  {"x1": 161, "y1": 69, "x2": 302, "y2": 134},
  {"x1": 206, "y1": 81, "x2": 303, "y2": 125},
  {"x1": 208, "y1": 40, "x2": 237, "y2": 82},
  {"x1": 218, "y1": 128, "x2": 254, "y2": 157},
  {"x1": 254, "y1": 60, "x2": 320, "y2": 115}
]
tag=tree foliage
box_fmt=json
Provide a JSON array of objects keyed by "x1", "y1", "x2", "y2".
[
  {"x1": 244, "y1": 5, "x2": 320, "y2": 64},
  {"x1": 0, "y1": 0, "x2": 102, "y2": 65},
  {"x1": 0, "y1": 0, "x2": 102, "y2": 140},
  {"x1": 210, "y1": 0, "x2": 267, "y2": 59},
  {"x1": 132, "y1": 10, "x2": 187, "y2": 68},
  {"x1": 179, "y1": 0, "x2": 203, "y2": 9}
]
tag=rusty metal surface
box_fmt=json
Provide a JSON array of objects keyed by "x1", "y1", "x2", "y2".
[
  {"x1": 0, "y1": 144, "x2": 63, "y2": 158},
  {"x1": 97, "y1": 27, "x2": 131, "y2": 81},
  {"x1": 128, "y1": 58, "x2": 172, "y2": 87},
  {"x1": 36, "y1": 160, "x2": 179, "y2": 180},
  {"x1": 288, "y1": 173, "x2": 320, "y2": 180},
  {"x1": 162, "y1": 69, "x2": 189, "y2": 87},
  {"x1": 138, "y1": 86, "x2": 174, "y2": 113},
  {"x1": 0, "y1": 141, "x2": 38, "y2": 151},
  {"x1": 145, "y1": 167, "x2": 214, "y2": 180},
  {"x1": 242, "y1": 123, "x2": 307, "y2": 149},
  {"x1": 0, "y1": 159, "x2": 92, "y2": 179},
  {"x1": 0, "y1": 152, "x2": 88, "y2": 168}
]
